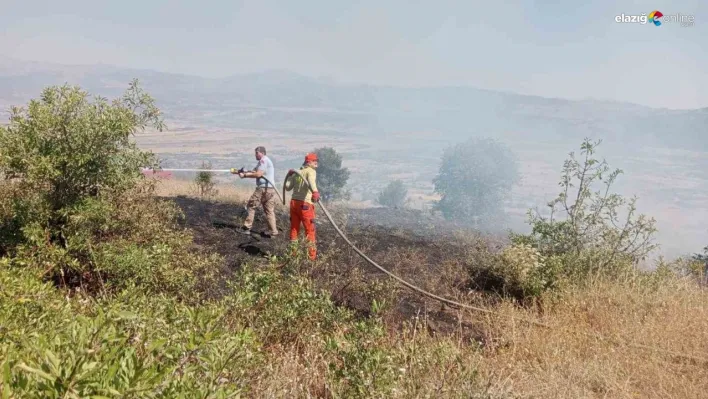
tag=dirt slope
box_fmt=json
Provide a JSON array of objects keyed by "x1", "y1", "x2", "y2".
[{"x1": 170, "y1": 195, "x2": 497, "y2": 340}]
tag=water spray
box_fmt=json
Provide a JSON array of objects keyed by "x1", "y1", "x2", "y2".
[
  {"x1": 144, "y1": 167, "x2": 285, "y2": 203},
  {"x1": 148, "y1": 168, "x2": 234, "y2": 173}
]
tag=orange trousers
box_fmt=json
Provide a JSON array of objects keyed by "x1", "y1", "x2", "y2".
[{"x1": 289, "y1": 199, "x2": 316, "y2": 260}]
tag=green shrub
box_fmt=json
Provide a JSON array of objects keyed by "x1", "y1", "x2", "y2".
[
  {"x1": 511, "y1": 138, "x2": 658, "y2": 286},
  {"x1": 0, "y1": 80, "x2": 163, "y2": 247},
  {"x1": 497, "y1": 243, "x2": 554, "y2": 297},
  {"x1": 221, "y1": 263, "x2": 353, "y2": 345},
  {"x1": 0, "y1": 258, "x2": 401, "y2": 397},
  {"x1": 0, "y1": 81, "x2": 224, "y2": 297},
  {"x1": 0, "y1": 262, "x2": 261, "y2": 397},
  {"x1": 466, "y1": 243, "x2": 565, "y2": 299},
  {"x1": 193, "y1": 161, "x2": 218, "y2": 198},
  {"x1": 326, "y1": 320, "x2": 397, "y2": 398},
  {"x1": 376, "y1": 180, "x2": 408, "y2": 208}
]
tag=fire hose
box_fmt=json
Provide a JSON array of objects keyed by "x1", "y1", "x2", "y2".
[
  {"x1": 151, "y1": 167, "x2": 520, "y2": 319},
  {"x1": 281, "y1": 173, "x2": 708, "y2": 363},
  {"x1": 280, "y1": 169, "x2": 529, "y2": 320},
  {"x1": 149, "y1": 168, "x2": 284, "y2": 204},
  {"x1": 277, "y1": 172, "x2": 708, "y2": 363},
  {"x1": 148, "y1": 167, "x2": 708, "y2": 363}
]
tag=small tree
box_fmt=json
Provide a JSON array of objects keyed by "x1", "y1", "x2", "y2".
[
  {"x1": 687, "y1": 246, "x2": 708, "y2": 285},
  {"x1": 432, "y1": 138, "x2": 519, "y2": 226},
  {"x1": 693, "y1": 246, "x2": 708, "y2": 263},
  {"x1": 194, "y1": 161, "x2": 218, "y2": 198},
  {"x1": 0, "y1": 81, "x2": 205, "y2": 291},
  {"x1": 517, "y1": 138, "x2": 658, "y2": 267},
  {"x1": 0, "y1": 80, "x2": 164, "y2": 253},
  {"x1": 313, "y1": 147, "x2": 350, "y2": 202},
  {"x1": 376, "y1": 180, "x2": 408, "y2": 208}
]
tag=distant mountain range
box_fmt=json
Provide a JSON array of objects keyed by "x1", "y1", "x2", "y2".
[{"x1": 0, "y1": 56, "x2": 705, "y2": 151}]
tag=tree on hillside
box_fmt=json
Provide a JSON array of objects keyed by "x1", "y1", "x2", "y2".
[
  {"x1": 376, "y1": 180, "x2": 408, "y2": 208},
  {"x1": 694, "y1": 246, "x2": 708, "y2": 263},
  {"x1": 313, "y1": 146, "x2": 350, "y2": 202},
  {"x1": 432, "y1": 138, "x2": 520, "y2": 226}
]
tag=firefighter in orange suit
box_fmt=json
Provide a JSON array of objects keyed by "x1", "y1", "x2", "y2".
[{"x1": 284, "y1": 153, "x2": 320, "y2": 260}]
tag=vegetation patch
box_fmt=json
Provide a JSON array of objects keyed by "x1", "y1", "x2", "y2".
[{"x1": 1, "y1": 82, "x2": 707, "y2": 398}]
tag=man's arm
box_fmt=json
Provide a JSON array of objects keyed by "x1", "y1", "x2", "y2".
[
  {"x1": 240, "y1": 170, "x2": 264, "y2": 178},
  {"x1": 307, "y1": 170, "x2": 318, "y2": 193},
  {"x1": 308, "y1": 170, "x2": 320, "y2": 202},
  {"x1": 239, "y1": 163, "x2": 264, "y2": 178}
]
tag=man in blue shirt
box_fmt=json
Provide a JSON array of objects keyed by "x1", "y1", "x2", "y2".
[{"x1": 233, "y1": 146, "x2": 278, "y2": 237}]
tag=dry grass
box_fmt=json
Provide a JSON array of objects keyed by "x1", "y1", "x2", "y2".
[
  {"x1": 152, "y1": 178, "x2": 259, "y2": 205},
  {"x1": 255, "y1": 242, "x2": 708, "y2": 396},
  {"x1": 152, "y1": 178, "x2": 708, "y2": 397},
  {"x1": 244, "y1": 316, "x2": 485, "y2": 398},
  {"x1": 470, "y1": 276, "x2": 708, "y2": 398},
  {"x1": 239, "y1": 276, "x2": 708, "y2": 398}
]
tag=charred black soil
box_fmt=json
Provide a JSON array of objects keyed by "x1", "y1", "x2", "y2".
[{"x1": 171, "y1": 195, "x2": 495, "y2": 342}]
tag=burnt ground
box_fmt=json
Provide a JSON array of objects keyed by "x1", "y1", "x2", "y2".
[{"x1": 170, "y1": 195, "x2": 502, "y2": 341}]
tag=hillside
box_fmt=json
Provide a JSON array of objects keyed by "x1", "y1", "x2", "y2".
[
  {"x1": 1, "y1": 57, "x2": 706, "y2": 260},
  {"x1": 1, "y1": 81, "x2": 707, "y2": 397},
  {"x1": 0, "y1": 56, "x2": 706, "y2": 151}
]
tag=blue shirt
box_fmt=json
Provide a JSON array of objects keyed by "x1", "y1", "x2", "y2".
[{"x1": 255, "y1": 156, "x2": 275, "y2": 188}]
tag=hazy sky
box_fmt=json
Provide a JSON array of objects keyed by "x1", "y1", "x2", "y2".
[{"x1": 1, "y1": 0, "x2": 706, "y2": 109}]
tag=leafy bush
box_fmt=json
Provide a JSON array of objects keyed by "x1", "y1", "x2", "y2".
[
  {"x1": 313, "y1": 147, "x2": 351, "y2": 202},
  {"x1": 0, "y1": 263, "x2": 261, "y2": 397},
  {"x1": 432, "y1": 138, "x2": 519, "y2": 226},
  {"x1": 221, "y1": 263, "x2": 353, "y2": 345},
  {"x1": 326, "y1": 320, "x2": 397, "y2": 397},
  {"x1": 511, "y1": 138, "x2": 658, "y2": 281},
  {"x1": 466, "y1": 242, "x2": 564, "y2": 299},
  {"x1": 0, "y1": 258, "x2": 398, "y2": 397},
  {"x1": 0, "y1": 80, "x2": 160, "y2": 249},
  {"x1": 466, "y1": 139, "x2": 660, "y2": 299},
  {"x1": 0, "y1": 80, "x2": 162, "y2": 226},
  {"x1": 376, "y1": 180, "x2": 408, "y2": 208},
  {"x1": 496, "y1": 243, "x2": 554, "y2": 297},
  {"x1": 193, "y1": 161, "x2": 218, "y2": 198},
  {"x1": 0, "y1": 81, "x2": 223, "y2": 296}
]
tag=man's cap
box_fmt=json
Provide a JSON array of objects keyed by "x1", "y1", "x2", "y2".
[{"x1": 305, "y1": 153, "x2": 318, "y2": 163}]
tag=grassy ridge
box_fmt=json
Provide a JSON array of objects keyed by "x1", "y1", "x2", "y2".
[{"x1": 1, "y1": 83, "x2": 707, "y2": 398}]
